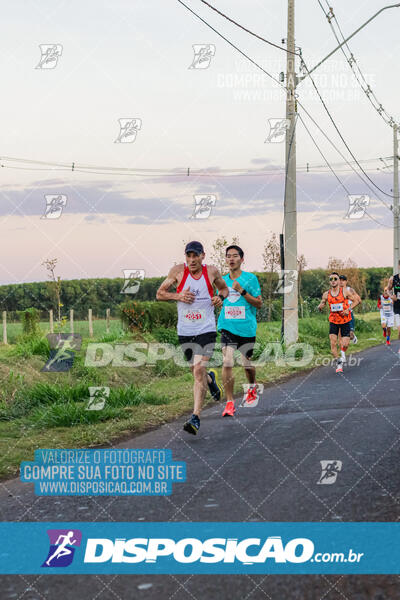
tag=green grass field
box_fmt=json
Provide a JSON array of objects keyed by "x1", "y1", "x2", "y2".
[
  {"x1": 0, "y1": 311, "x2": 383, "y2": 479},
  {"x1": 4, "y1": 318, "x2": 123, "y2": 344}
]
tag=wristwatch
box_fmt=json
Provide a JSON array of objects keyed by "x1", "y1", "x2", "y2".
[{"x1": 240, "y1": 289, "x2": 247, "y2": 296}]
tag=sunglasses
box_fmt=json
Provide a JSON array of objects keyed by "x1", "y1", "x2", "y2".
[{"x1": 329, "y1": 277, "x2": 338, "y2": 281}]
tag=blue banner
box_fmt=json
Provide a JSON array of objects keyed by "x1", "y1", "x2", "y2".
[
  {"x1": 0, "y1": 522, "x2": 399, "y2": 574},
  {"x1": 20, "y1": 449, "x2": 186, "y2": 496}
]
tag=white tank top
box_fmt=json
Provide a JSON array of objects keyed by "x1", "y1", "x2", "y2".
[
  {"x1": 176, "y1": 265, "x2": 216, "y2": 336},
  {"x1": 380, "y1": 295, "x2": 394, "y2": 315}
]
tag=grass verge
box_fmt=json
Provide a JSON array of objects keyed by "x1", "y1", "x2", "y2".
[{"x1": 0, "y1": 312, "x2": 383, "y2": 479}]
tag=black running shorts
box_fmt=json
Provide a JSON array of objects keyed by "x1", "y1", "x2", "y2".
[
  {"x1": 220, "y1": 328, "x2": 256, "y2": 359},
  {"x1": 178, "y1": 331, "x2": 217, "y2": 363},
  {"x1": 329, "y1": 322, "x2": 351, "y2": 337}
]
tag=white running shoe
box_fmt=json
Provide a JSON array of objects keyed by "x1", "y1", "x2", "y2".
[
  {"x1": 336, "y1": 359, "x2": 343, "y2": 374},
  {"x1": 351, "y1": 334, "x2": 358, "y2": 344}
]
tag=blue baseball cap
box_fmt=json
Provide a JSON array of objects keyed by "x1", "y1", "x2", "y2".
[{"x1": 185, "y1": 241, "x2": 204, "y2": 255}]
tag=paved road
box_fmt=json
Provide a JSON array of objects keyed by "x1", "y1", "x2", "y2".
[{"x1": 2, "y1": 342, "x2": 400, "y2": 599}]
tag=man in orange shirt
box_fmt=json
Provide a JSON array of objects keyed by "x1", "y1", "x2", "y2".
[{"x1": 318, "y1": 272, "x2": 360, "y2": 373}]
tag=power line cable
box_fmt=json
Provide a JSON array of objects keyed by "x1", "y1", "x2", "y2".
[
  {"x1": 199, "y1": 0, "x2": 299, "y2": 55},
  {"x1": 192, "y1": 0, "x2": 396, "y2": 201},
  {"x1": 298, "y1": 112, "x2": 392, "y2": 228},
  {"x1": 317, "y1": 0, "x2": 398, "y2": 129}
]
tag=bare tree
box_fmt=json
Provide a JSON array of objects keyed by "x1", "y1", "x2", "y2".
[
  {"x1": 42, "y1": 258, "x2": 63, "y2": 325},
  {"x1": 210, "y1": 235, "x2": 240, "y2": 274}
]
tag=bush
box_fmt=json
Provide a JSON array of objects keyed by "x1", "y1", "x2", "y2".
[
  {"x1": 10, "y1": 335, "x2": 50, "y2": 359},
  {"x1": 152, "y1": 327, "x2": 179, "y2": 345},
  {"x1": 18, "y1": 308, "x2": 41, "y2": 336},
  {"x1": 119, "y1": 300, "x2": 177, "y2": 332},
  {"x1": 257, "y1": 299, "x2": 282, "y2": 322},
  {"x1": 153, "y1": 359, "x2": 185, "y2": 378}
]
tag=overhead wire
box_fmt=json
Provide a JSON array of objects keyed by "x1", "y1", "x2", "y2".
[{"x1": 191, "y1": 0, "x2": 396, "y2": 202}]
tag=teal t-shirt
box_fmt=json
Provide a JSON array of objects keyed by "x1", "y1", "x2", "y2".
[{"x1": 217, "y1": 271, "x2": 261, "y2": 337}]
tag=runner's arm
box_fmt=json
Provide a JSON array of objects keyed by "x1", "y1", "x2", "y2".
[
  {"x1": 345, "y1": 289, "x2": 360, "y2": 312},
  {"x1": 211, "y1": 268, "x2": 229, "y2": 299},
  {"x1": 318, "y1": 291, "x2": 328, "y2": 311},
  {"x1": 388, "y1": 276, "x2": 394, "y2": 291},
  {"x1": 156, "y1": 266, "x2": 194, "y2": 303},
  {"x1": 209, "y1": 267, "x2": 229, "y2": 308},
  {"x1": 243, "y1": 293, "x2": 262, "y2": 308},
  {"x1": 231, "y1": 277, "x2": 262, "y2": 308},
  {"x1": 349, "y1": 286, "x2": 361, "y2": 305}
]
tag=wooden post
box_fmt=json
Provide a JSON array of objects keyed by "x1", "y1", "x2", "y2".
[
  {"x1": 49, "y1": 309, "x2": 54, "y2": 333},
  {"x1": 106, "y1": 308, "x2": 110, "y2": 333},
  {"x1": 88, "y1": 308, "x2": 93, "y2": 338},
  {"x1": 2, "y1": 311, "x2": 7, "y2": 345},
  {"x1": 70, "y1": 309, "x2": 74, "y2": 333}
]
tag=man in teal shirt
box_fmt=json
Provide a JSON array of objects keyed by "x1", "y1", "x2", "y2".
[{"x1": 217, "y1": 245, "x2": 262, "y2": 417}]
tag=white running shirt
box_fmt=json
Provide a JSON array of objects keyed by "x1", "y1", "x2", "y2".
[{"x1": 176, "y1": 265, "x2": 216, "y2": 336}]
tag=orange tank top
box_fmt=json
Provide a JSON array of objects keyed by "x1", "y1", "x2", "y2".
[{"x1": 327, "y1": 288, "x2": 351, "y2": 324}]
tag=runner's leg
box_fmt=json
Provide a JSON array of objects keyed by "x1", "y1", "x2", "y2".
[
  {"x1": 222, "y1": 345, "x2": 235, "y2": 402},
  {"x1": 192, "y1": 354, "x2": 211, "y2": 416},
  {"x1": 329, "y1": 334, "x2": 339, "y2": 359},
  {"x1": 241, "y1": 352, "x2": 256, "y2": 385}
]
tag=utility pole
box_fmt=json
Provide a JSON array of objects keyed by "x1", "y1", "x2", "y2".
[
  {"x1": 393, "y1": 124, "x2": 399, "y2": 273},
  {"x1": 283, "y1": 0, "x2": 298, "y2": 344}
]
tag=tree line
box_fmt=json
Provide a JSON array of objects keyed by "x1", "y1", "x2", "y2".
[{"x1": 0, "y1": 267, "x2": 391, "y2": 322}]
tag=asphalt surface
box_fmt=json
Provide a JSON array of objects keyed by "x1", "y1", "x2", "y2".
[{"x1": 2, "y1": 341, "x2": 400, "y2": 599}]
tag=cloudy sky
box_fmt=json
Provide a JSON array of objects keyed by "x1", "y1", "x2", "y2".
[{"x1": 0, "y1": 0, "x2": 399, "y2": 284}]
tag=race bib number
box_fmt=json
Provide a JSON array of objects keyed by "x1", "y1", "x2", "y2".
[
  {"x1": 225, "y1": 306, "x2": 246, "y2": 319},
  {"x1": 330, "y1": 303, "x2": 343, "y2": 312},
  {"x1": 183, "y1": 309, "x2": 205, "y2": 323},
  {"x1": 396, "y1": 292, "x2": 400, "y2": 300}
]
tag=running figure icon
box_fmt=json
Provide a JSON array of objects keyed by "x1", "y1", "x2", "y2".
[{"x1": 45, "y1": 531, "x2": 77, "y2": 566}]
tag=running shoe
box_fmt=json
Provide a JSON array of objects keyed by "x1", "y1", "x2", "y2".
[
  {"x1": 335, "y1": 359, "x2": 343, "y2": 374},
  {"x1": 183, "y1": 414, "x2": 200, "y2": 435},
  {"x1": 207, "y1": 369, "x2": 222, "y2": 401},
  {"x1": 222, "y1": 400, "x2": 235, "y2": 417},
  {"x1": 244, "y1": 385, "x2": 258, "y2": 405},
  {"x1": 351, "y1": 334, "x2": 358, "y2": 345}
]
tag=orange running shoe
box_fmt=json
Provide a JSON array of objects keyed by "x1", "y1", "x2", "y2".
[
  {"x1": 244, "y1": 386, "x2": 258, "y2": 405},
  {"x1": 222, "y1": 400, "x2": 235, "y2": 417}
]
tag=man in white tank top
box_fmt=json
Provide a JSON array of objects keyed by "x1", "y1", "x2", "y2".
[{"x1": 156, "y1": 241, "x2": 229, "y2": 435}]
